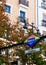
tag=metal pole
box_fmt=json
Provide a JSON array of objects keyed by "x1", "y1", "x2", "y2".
[
  {"x1": 37, "y1": 28, "x2": 40, "y2": 35},
  {"x1": 32, "y1": 22, "x2": 34, "y2": 33},
  {"x1": 37, "y1": 28, "x2": 39, "y2": 34}
]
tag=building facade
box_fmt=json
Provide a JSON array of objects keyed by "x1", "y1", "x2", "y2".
[
  {"x1": 36, "y1": 0, "x2": 46, "y2": 35},
  {"x1": 5, "y1": 0, "x2": 36, "y2": 26}
]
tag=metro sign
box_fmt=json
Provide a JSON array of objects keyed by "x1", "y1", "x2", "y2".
[
  {"x1": 26, "y1": 38, "x2": 36, "y2": 48},
  {"x1": 24, "y1": 34, "x2": 39, "y2": 48},
  {"x1": 25, "y1": 48, "x2": 40, "y2": 54}
]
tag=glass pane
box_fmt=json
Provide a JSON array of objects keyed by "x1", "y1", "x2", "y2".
[
  {"x1": 20, "y1": 11, "x2": 25, "y2": 17},
  {"x1": 5, "y1": 5, "x2": 10, "y2": 13}
]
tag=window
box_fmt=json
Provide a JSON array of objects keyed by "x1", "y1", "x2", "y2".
[
  {"x1": 20, "y1": 11, "x2": 25, "y2": 22},
  {"x1": 43, "y1": 13, "x2": 46, "y2": 20},
  {"x1": 42, "y1": 13, "x2": 46, "y2": 26},
  {"x1": 42, "y1": 0, "x2": 46, "y2": 2},
  {"x1": 20, "y1": 11, "x2": 25, "y2": 18},
  {"x1": 5, "y1": 5, "x2": 11, "y2": 13}
]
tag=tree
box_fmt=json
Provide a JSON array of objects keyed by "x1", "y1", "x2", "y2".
[
  {"x1": 31, "y1": 41, "x2": 46, "y2": 65},
  {"x1": 0, "y1": 1, "x2": 46, "y2": 64},
  {"x1": 16, "y1": 45, "x2": 30, "y2": 65},
  {"x1": 0, "y1": 57, "x2": 8, "y2": 65},
  {"x1": 0, "y1": 0, "x2": 10, "y2": 38},
  {"x1": 0, "y1": 0, "x2": 11, "y2": 64}
]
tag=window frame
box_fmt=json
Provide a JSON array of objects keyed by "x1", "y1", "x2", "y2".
[{"x1": 5, "y1": 4, "x2": 11, "y2": 13}]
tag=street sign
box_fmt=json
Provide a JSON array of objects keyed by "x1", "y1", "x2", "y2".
[
  {"x1": 44, "y1": 38, "x2": 46, "y2": 42},
  {"x1": 26, "y1": 38, "x2": 36, "y2": 47},
  {"x1": 25, "y1": 48, "x2": 40, "y2": 54},
  {"x1": 24, "y1": 34, "x2": 39, "y2": 48}
]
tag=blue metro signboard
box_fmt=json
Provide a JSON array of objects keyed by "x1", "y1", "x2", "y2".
[
  {"x1": 26, "y1": 38, "x2": 36, "y2": 48},
  {"x1": 24, "y1": 34, "x2": 39, "y2": 48}
]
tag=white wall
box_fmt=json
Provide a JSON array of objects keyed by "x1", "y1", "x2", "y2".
[
  {"x1": 19, "y1": 4, "x2": 28, "y2": 18},
  {"x1": 37, "y1": 0, "x2": 46, "y2": 34}
]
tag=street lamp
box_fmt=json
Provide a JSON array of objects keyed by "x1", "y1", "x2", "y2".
[
  {"x1": 23, "y1": 19, "x2": 27, "y2": 29},
  {"x1": 36, "y1": 28, "x2": 40, "y2": 35}
]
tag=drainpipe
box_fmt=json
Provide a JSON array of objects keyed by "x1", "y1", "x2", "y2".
[{"x1": 36, "y1": 0, "x2": 38, "y2": 28}]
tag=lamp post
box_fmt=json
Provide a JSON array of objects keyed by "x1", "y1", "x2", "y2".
[
  {"x1": 23, "y1": 19, "x2": 27, "y2": 29},
  {"x1": 37, "y1": 28, "x2": 40, "y2": 35},
  {"x1": 31, "y1": 22, "x2": 34, "y2": 33}
]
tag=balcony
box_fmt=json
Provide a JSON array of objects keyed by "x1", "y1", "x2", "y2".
[
  {"x1": 41, "y1": 2, "x2": 46, "y2": 9},
  {"x1": 18, "y1": 16, "x2": 26, "y2": 23},
  {"x1": 42, "y1": 20, "x2": 46, "y2": 27},
  {"x1": 19, "y1": 0, "x2": 29, "y2": 7}
]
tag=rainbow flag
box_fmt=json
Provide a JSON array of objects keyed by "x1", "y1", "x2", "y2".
[{"x1": 24, "y1": 34, "x2": 39, "y2": 48}]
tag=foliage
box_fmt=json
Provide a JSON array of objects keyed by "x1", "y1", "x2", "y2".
[
  {"x1": 31, "y1": 41, "x2": 46, "y2": 65},
  {"x1": 16, "y1": 45, "x2": 30, "y2": 65},
  {"x1": 0, "y1": 0, "x2": 10, "y2": 37},
  {"x1": 28, "y1": 29, "x2": 33, "y2": 35},
  {"x1": 0, "y1": 0, "x2": 46, "y2": 65},
  {"x1": 0, "y1": 0, "x2": 10, "y2": 64},
  {"x1": 0, "y1": 57, "x2": 8, "y2": 65}
]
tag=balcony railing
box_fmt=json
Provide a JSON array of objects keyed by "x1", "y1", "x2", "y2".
[
  {"x1": 19, "y1": 0, "x2": 29, "y2": 7},
  {"x1": 41, "y1": 2, "x2": 46, "y2": 9},
  {"x1": 18, "y1": 16, "x2": 26, "y2": 23},
  {"x1": 42, "y1": 20, "x2": 46, "y2": 27}
]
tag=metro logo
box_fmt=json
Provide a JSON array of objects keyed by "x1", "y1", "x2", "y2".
[{"x1": 24, "y1": 34, "x2": 39, "y2": 48}]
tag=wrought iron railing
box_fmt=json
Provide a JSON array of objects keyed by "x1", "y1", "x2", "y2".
[
  {"x1": 19, "y1": 0, "x2": 29, "y2": 7},
  {"x1": 42, "y1": 20, "x2": 46, "y2": 26},
  {"x1": 41, "y1": 2, "x2": 46, "y2": 9},
  {"x1": 18, "y1": 16, "x2": 27, "y2": 23}
]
